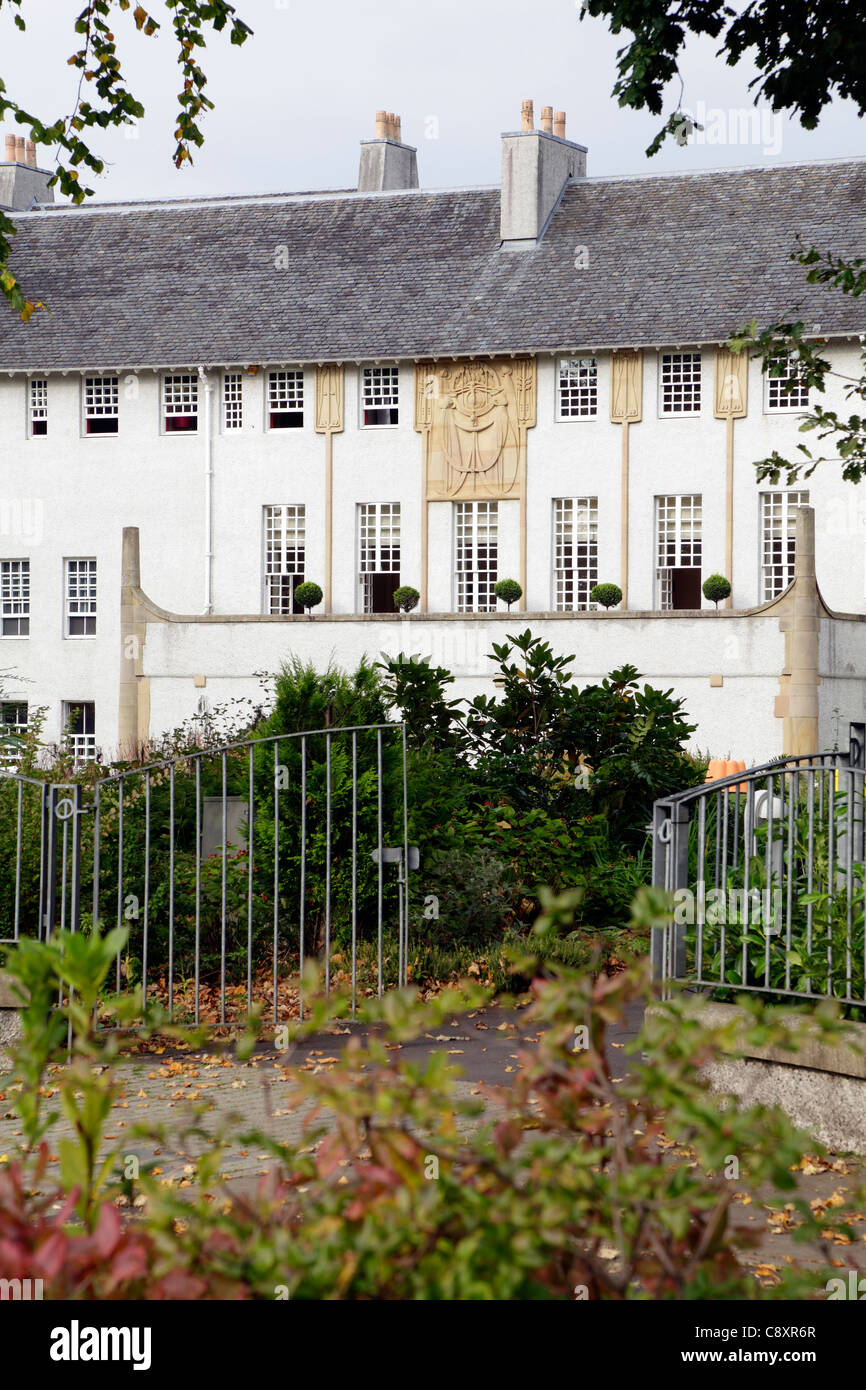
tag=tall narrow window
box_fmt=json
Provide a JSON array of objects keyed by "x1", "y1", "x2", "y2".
[
  {"x1": 65, "y1": 558, "x2": 97, "y2": 636},
  {"x1": 63, "y1": 701, "x2": 96, "y2": 763},
  {"x1": 267, "y1": 370, "x2": 304, "y2": 429},
  {"x1": 659, "y1": 352, "x2": 702, "y2": 415},
  {"x1": 0, "y1": 558, "x2": 29, "y2": 636},
  {"x1": 83, "y1": 375, "x2": 119, "y2": 434},
  {"x1": 224, "y1": 372, "x2": 243, "y2": 430},
  {"x1": 655, "y1": 495, "x2": 702, "y2": 609},
  {"x1": 455, "y1": 501, "x2": 498, "y2": 613},
  {"x1": 361, "y1": 366, "x2": 399, "y2": 426},
  {"x1": 0, "y1": 701, "x2": 27, "y2": 765},
  {"x1": 264, "y1": 505, "x2": 306, "y2": 614},
  {"x1": 163, "y1": 374, "x2": 198, "y2": 432},
  {"x1": 358, "y1": 503, "x2": 401, "y2": 612},
  {"x1": 760, "y1": 491, "x2": 809, "y2": 599},
  {"x1": 553, "y1": 498, "x2": 598, "y2": 610},
  {"x1": 765, "y1": 355, "x2": 810, "y2": 412},
  {"x1": 29, "y1": 378, "x2": 47, "y2": 436},
  {"x1": 1, "y1": 560, "x2": 29, "y2": 636},
  {"x1": 557, "y1": 357, "x2": 598, "y2": 418}
]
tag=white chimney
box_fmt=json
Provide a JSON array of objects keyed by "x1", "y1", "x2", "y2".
[
  {"x1": 358, "y1": 110, "x2": 419, "y2": 192},
  {"x1": 500, "y1": 100, "x2": 586, "y2": 250}
]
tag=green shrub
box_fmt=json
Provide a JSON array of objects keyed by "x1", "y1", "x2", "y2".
[
  {"x1": 493, "y1": 578, "x2": 522, "y2": 610},
  {"x1": 703, "y1": 573, "x2": 732, "y2": 607},
  {"x1": 590, "y1": 582, "x2": 622, "y2": 609},
  {"x1": 294, "y1": 581, "x2": 323, "y2": 614},
  {"x1": 392, "y1": 585, "x2": 420, "y2": 612}
]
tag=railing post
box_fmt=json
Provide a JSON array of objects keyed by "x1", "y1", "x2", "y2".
[
  {"x1": 651, "y1": 798, "x2": 690, "y2": 990},
  {"x1": 849, "y1": 722, "x2": 865, "y2": 864},
  {"x1": 651, "y1": 801, "x2": 672, "y2": 986},
  {"x1": 670, "y1": 801, "x2": 690, "y2": 979}
]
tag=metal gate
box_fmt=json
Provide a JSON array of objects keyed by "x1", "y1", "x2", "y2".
[
  {"x1": 0, "y1": 723, "x2": 412, "y2": 1025},
  {"x1": 651, "y1": 721, "x2": 866, "y2": 1008}
]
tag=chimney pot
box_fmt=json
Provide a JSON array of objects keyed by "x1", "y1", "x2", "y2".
[
  {"x1": 15, "y1": 136, "x2": 26, "y2": 162},
  {"x1": 26, "y1": 139, "x2": 36, "y2": 166},
  {"x1": 540, "y1": 106, "x2": 553, "y2": 134},
  {"x1": 4, "y1": 134, "x2": 16, "y2": 162},
  {"x1": 394, "y1": 114, "x2": 402, "y2": 142},
  {"x1": 375, "y1": 110, "x2": 388, "y2": 138},
  {"x1": 521, "y1": 99, "x2": 534, "y2": 131},
  {"x1": 554, "y1": 111, "x2": 566, "y2": 139}
]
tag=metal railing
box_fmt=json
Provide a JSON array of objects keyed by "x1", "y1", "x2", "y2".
[
  {"x1": 0, "y1": 723, "x2": 412, "y2": 1025},
  {"x1": 651, "y1": 721, "x2": 866, "y2": 1008}
]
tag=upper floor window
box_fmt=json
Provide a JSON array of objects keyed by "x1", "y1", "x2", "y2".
[
  {"x1": 64, "y1": 700, "x2": 96, "y2": 764},
  {"x1": 553, "y1": 498, "x2": 598, "y2": 610},
  {"x1": 760, "y1": 491, "x2": 809, "y2": 599},
  {"x1": 1, "y1": 559, "x2": 29, "y2": 636},
  {"x1": 267, "y1": 370, "x2": 304, "y2": 429},
  {"x1": 557, "y1": 357, "x2": 598, "y2": 419},
  {"x1": 659, "y1": 352, "x2": 702, "y2": 415},
  {"x1": 83, "y1": 375, "x2": 119, "y2": 434},
  {"x1": 163, "y1": 374, "x2": 198, "y2": 433},
  {"x1": 263, "y1": 504, "x2": 306, "y2": 614},
  {"x1": 362, "y1": 366, "x2": 399, "y2": 427},
  {"x1": 358, "y1": 502, "x2": 401, "y2": 612},
  {"x1": 765, "y1": 355, "x2": 810, "y2": 412},
  {"x1": 224, "y1": 372, "x2": 243, "y2": 430},
  {"x1": 29, "y1": 377, "x2": 47, "y2": 436},
  {"x1": 455, "y1": 501, "x2": 498, "y2": 613},
  {"x1": 65, "y1": 558, "x2": 97, "y2": 637}
]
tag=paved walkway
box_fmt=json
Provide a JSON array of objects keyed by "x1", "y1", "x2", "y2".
[{"x1": 1, "y1": 997, "x2": 863, "y2": 1286}]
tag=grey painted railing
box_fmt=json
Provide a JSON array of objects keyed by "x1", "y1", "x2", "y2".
[
  {"x1": 651, "y1": 722, "x2": 866, "y2": 1007},
  {"x1": 0, "y1": 723, "x2": 412, "y2": 1025}
]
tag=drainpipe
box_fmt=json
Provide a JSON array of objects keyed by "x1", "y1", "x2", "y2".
[{"x1": 199, "y1": 366, "x2": 214, "y2": 614}]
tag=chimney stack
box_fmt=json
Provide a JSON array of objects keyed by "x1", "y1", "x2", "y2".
[
  {"x1": 0, "y1": 127, "x2": 55, "y2": 209},
  {"x1": 500, "y1": 98, "x2": 586, "y2": 250},
  {"x1": 358, "y1": 109, "x2": 419, "y2": 193}
]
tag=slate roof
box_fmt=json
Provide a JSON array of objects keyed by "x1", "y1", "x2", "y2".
[{"x1": 1, "y1": 158, "x2": 865, "y2": 371}]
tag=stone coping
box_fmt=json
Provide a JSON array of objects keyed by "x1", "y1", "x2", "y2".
[
  {"x1": 648, "y1": 998, "x2": 866, "y2": 1081},
  {"x1": 0, "y1": 971, "x2": 25, "y2": 1009}
]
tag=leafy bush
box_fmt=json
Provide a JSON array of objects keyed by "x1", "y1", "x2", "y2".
[
  {"x1": 494, "y1": 577, "x2": 522, "y2": 609},
  {"x1": 590, "y1": 582, "x2": 622, "y2": 609},
  {"x1": 393, "y1": 585, "x2": 420, "y2": 613},
  {"x1": 2, "y1": 899, "x2": 863, "y2": 1301},
  {"x1": 294, "y1": 581, "x2": 323, "y2": 614},
  {"x1": 703, "y1": 573, "x2": 732, "y2": 607}
]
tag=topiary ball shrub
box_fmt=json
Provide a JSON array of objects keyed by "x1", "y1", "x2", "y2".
[
  {"x1": 590, "y1": 583, "x2": 623, "y2": 610},
  {"x1": 393, "y1": 586, "x2": 420, "y2": 613},
  {"x1": 702, "y1": 574, "x2": 732, "y2": 609},
  {"x1": 494, "y1": 578, "x2": 523, "y2": 610},
  {"x1": 294, "y1": 582, "x2": 323, "y2": 616}
]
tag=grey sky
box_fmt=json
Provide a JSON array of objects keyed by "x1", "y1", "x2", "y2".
[{"x1": 1, "y1": 0, "x2": 862, "y2": 203}]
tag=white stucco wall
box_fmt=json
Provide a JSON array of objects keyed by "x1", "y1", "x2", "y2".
[
  {"x1": 1, "y1": 345, "x2": 864, "y2": 757},
  {"x1": 140, "y1": 610, "x2": 789, "y2": 765}
]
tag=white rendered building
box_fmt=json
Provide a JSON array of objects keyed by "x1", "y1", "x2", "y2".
[{"x1": 0, "y1": 107, "x2": 865, "y2": 763}]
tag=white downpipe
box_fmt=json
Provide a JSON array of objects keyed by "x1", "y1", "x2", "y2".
[{"x1": 199, "y1": 365, "x2": 214, "y2": 614}]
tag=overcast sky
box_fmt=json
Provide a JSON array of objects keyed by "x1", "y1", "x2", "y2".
[{"x1": 1, "y1": 0, "x2": 863, "y2": 202}]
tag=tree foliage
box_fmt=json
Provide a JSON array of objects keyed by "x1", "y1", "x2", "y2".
[
  {"x1": 0, "y1": 0, "x2": 251, "y2": 317},
  {"x1": 727, "y1": 243, "x2": 866, "y2": 487},
  {"x1": 580, "y1": 0, "x2": 866, "y2": 156}
]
